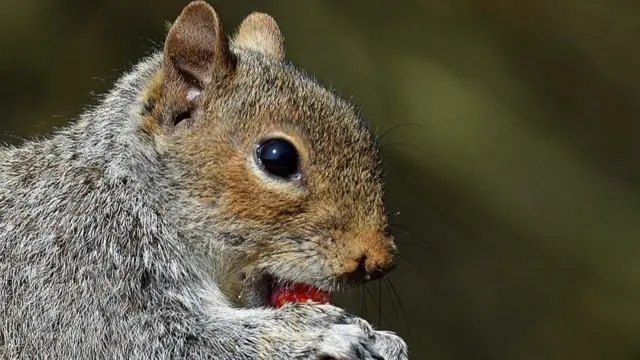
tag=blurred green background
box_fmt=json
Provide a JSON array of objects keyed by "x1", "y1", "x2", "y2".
[{"x1": 1, "y1": 0, "x2": 639, "y2": 359}]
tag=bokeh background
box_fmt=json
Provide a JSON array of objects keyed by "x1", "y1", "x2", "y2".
[{"x1": 2, "y1": 1, "x2": 639, "y2": 359}]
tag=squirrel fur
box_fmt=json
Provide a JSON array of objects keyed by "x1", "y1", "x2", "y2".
[{"x1": 0, "y1": 2, "x2": 408, "y2": 359}]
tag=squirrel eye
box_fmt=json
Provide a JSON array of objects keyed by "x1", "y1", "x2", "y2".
[{"x1": 256, "y1": 138, "x2": 300, "y2": 180}]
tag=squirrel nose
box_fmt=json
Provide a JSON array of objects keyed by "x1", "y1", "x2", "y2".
[
  {"x1": 351, "y1": 255, "x2": 392, "y2": 282},
  {"x1": 337, "y1": 233, "x2": 397, "y2": 284}
]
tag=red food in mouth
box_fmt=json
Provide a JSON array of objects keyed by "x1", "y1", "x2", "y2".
[{"x1": 269, "y1": 283, "x2": 331, "y2": 308}]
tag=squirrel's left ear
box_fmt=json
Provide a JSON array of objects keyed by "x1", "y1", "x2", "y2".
[
  {"x1": 163, "y1": 1, "x2": 233, "y2": 101},
  {"x1": 232, "y1": 12, "x2": 285, "y2": 61}
]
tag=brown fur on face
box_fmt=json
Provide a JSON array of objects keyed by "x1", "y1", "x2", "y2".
[{"x1": 148, "y1": 1, "x2": 396, "y2": 300}]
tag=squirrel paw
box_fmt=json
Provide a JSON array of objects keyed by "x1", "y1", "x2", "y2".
[
  {"x1": 317, "y1": 323, "x2": 382, "y2": 360},
  {"x1": 349, "y1": 317, "x2": 408, "y2": 360},
  {"x1": 351, "y1": 317, "x2": 409, "y2": 360},
  {"x1": 283, "y1": 304, "x2": 408, "y2": 360},
  {"x1": 370, "y1": 330, "x2": 409, "y2": 360}
]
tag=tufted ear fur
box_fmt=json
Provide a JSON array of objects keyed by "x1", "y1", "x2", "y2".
[
  {"x1": 163, "y1": 1, "x2": 233, "y2": 102},
  {"x1": 233, "y1": 12, "x2": 285, "y2": 61}
]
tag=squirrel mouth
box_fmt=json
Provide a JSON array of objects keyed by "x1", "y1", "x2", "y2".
[{"x1": 265, "y1": 276, "x2": 332, "y2": 308}]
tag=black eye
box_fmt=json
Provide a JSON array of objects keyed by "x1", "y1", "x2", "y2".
[{"x1": 256, "y1": 138, "x2": 300, "y2": 179}]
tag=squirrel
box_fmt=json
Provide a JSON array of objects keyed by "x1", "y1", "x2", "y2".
[{"x1": 0, "y1": 1, "x2": 408, "y2": 359}]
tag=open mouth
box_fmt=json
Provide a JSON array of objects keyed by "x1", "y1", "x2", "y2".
[{"x1": 264, "y1": 275, "x2": 332, "y2": 308}]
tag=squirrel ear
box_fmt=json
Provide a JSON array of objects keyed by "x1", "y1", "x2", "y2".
[
  {"x1": 233, "y1": 12, "x2": 285, "y2": 61},
  {"x1": 164, "y1": 1, "x2": 233, "y2": 91}
]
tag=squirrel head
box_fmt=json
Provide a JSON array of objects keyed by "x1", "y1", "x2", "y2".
[{"x1": 145, "y1": 1, "x2": 397, "y2": 306}]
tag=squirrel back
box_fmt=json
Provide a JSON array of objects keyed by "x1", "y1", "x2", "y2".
[{"x1": 0, "y1": 2, "x2": 404, "y2": 359}]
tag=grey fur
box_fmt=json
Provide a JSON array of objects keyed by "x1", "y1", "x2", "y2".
[{"x1": 0, "y1": 19, "x2": 408, "y2": 360}]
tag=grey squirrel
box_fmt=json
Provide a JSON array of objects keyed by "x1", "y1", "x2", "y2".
[{"x1": 0, "y1": 1, "x2": 408, "y2": 359}]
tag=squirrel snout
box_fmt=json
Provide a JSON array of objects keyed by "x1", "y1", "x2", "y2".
[
  {"x1": 351, "y1": 254, "x2": 392, "y2": 282},
  {"x1": 335, "y1": 232, "x2": 397, "y2": 284}
]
